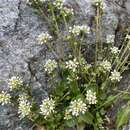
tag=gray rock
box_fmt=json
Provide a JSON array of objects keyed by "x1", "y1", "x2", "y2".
[
  {"x1": 0, "y1": 0, "x2": 129, "y2": 129},
  {"x1": 0, "y1": 0, "x2": 47, "y2": 129}
]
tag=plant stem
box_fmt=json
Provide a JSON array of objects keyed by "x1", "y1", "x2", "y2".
[
  {"x1": 117, "y1": 53, "x2": 129, "y2": 71},
  {"x1": 77, "y1": 124, "x2": 85, "y2": 130},
  {"x1": 115, "y1": 42, "x2": 129, "y2": 70},
  {"x1": 98, "y1": 9, "x2": 102, "y2": 58},
  {"x1": 63, "y1": 15, "x2": 68, "y2": 31},
  {"x1": 33, "y1": 1, "x2": 50, "y2": 24},
  {"x1": 45, "y1": 42, "x2": 59, "y2": 60},
  {"x1": 49, "y1": 4, "x2": 60, "y2": 36},
  {"x1": 120, "y1": 62, "x2": 129, "y2": 73},
  {"x1": 95, "y1": 6, "x2": 101, "y2": 64},
  {"x1": 49, "y1": 3, "x2": 66, "y2": 60}
]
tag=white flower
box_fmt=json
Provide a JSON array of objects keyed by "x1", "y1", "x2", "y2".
[
  {"x1": 8, "y1": 76, "x2": 23, "y2": 90},
  {"x1": 61, "y1": 7, "x2": 74, "y2": 17},
  {"x1": 40, "y1": 0, "x2": 49, "y2": 2},
  {"x1": 80, "y1": 25, "x2": 90, "y2": 32},
  {"x1": 37, "y1": 32, "x2": 52, "y2": 44},
  {"x1": 64, "y1": 109, "x2": 72, "y2": 120},
  {"x1": 110, "y1": 70, "x2": 122, "y2": 82},
  {"x1": 126, "y1": 34, "x2": 130, "y2": 40},
  {"x1": 106, "y1": 35, "x2": 115, "y2": 43},
  {"x1": 26, "y1": 0, "x2": 30, "y2": 4},
  {"x1": 93, "y1": 0, "x2": 105, "y2": 9},
  {"x1": 92, "y1": 0, "x2": 106, "y2": 10},
  {"x1": 0, "y1": 91, "x2": 11, "y2": 105},
  {"x1": 69, "y1": 25, "x2": 90, "y2": 36},
  {"x1": 110, "y1": 47, "x2": 120, "y2": 54},
  {"x1": 80, "y1": 58, "x2": 91, "y2": 71},
  {"x1": 44, "y1": 59, "x2": 57, "y2": 74},
  {"x1": 19, "y1": 93, "x2": 29, "y2": 102},
  {"x1": 53, "y1": 0, "x2": 64, "y2": 10},
  {"x1": 40, "y1": 98, "x2": 55, "y2": 118},
  {"x1": 68, "y1": 98, "x2": 87, "y2": 117},
  {"x1": 18, "y1": 99, "x2": 32, "y2": 119},
  {"x1": 65, "y1": 58, "x2": 79, "y2": 72},
  {"x1": 67, "y1": 74, "x2": 79, "y2": 83},
  {"x1": 86, "y1": 90, "x2": 97, "y2": 105},
  {"x1": 100, "y1": 60, "x2": 111, "y2": 72},
  {"x1": 102, "y1": 2, "x2": 107, "y2": 10}
]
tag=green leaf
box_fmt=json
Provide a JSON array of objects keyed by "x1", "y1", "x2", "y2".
[
  {"x1": 128, "y1": 74, "x2": 130, "y2": 78},
  {"x1": 122, "y1": 94, "x2": 130, "y2": 100},
  {"x1": 99, "y1": 94, "x2": 121, "y2": 108},
  {"x1": 79, "y1": 112, "x2": 94, "y2": 124},
  {"x1": 65, "y1": 119, "x2": 76, "y2": 128},
  {"x1": 53, "y1": 81, "x2": 66, "y2": 97},
  {"x1": 101, "y1": 80, "x2": 109, "y2": 90},
  {"x1": 116, "y1": 106, "x2": 130, "y2": 130},
  {"x1": 96, "y1": 112, "x2": 103, "y2": 124},
  {"x1": 70, "y1": 81, "x2": 80, "y2": 96},
  {"x1": 93, "y1": 125, "x2": 98, "y2": 130}
]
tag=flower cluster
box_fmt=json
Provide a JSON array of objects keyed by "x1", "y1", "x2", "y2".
[
  {"x1": 37, "y1": 32, "x2": 52, "y2": 44},
  {"x1": 40, "y1": 98, "x2": 55, "y2": 119},
  {"x1": 80, "y1": 58, "x2": 91, "y2": 72},
  {"x1": 65, "y1": 58, "x2": 79, "y2": 72},
  {"x1": 99, "y1": 60, "x2": 111, "y2": 72},
  {"x1": 93, "y1": 0, "x2": 105, "y2": 10},
  {"x1": 86, "y1": 90, "x2": 97, "y2": 105},
  {"x1": 69, "y1": 25, "x2": 90, "y2": 36},
  {"x1": 19, "y1": 93, "x2": 29, "y2": 101},
  {"x1": 18, "y1": 95, "x2": 32, "y2": 119},
  {"x1": 67, "y1": 74, "x2": 79, "y2": 83},
  {"x1": 27, "y1": 0, "x2": 48, "y2": 4},
  {"x1": 61, "y1": 7, "x2": 74, "y2": 17},
  {"x1": 64, "y1": 109, "x2": 72, "y2": 120},
  {"x1": 106, "y1": 35, "x2": 115, "y2": 43},
  {"x1": 110, "y1": 47, "x2": 120, "y2": 55},
  {"x1": 53, "y1": 0, "x2": 64, "y2": 10},
  {"x1": 67, "y1": 98, "x2": 87, "y2": 117},
  {"x1": 8, "y1": 76, "x2": 23, "y2": 90},
  {"x1": 0, "y1": 91, "x2": 11, "y2": 105},
  {"x1": 110, "y1": 70, "x2": 122, "y2": 82},
  {"x1": 40, "y1": 0, "x2": 49, "y2": 3},
  {"x1": 126, "y1": 34, "x2": 130, "y2": 40},
  {"x1": 44, "y1": 59, "x2": 57, "y2": 74}
]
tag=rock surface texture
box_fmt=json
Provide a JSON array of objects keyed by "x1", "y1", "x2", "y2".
[{"x1": 0, "y1": 0, "x2": 130, "y2": 130}]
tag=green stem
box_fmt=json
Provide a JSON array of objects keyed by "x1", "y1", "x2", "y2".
[
  {"x1": 45, "y1": 42, "x2": 59, "y2": 60},
  {"x1": 119, "y1": 44, "x2": 129, "y2": 62},
  {"x1": 112, "y1": 32, "x2": 127, "y2": 67},
  {"x1": 33, "y1": 1, "x2": 50, "y2": 24},
  {"x1": 49, "y1": 3, "x2": 60, "y2": 36},
  {"x1": 63, "y1": 15, "x2": 68, "y2": 31},
  {"x1": 98, "y1": 9, "x2": 102, "y2": 58},
  {"x1": 120, "y1": 62, "x2": 129, "y2": 73},
  {"x1": 115, "y1": 43, "x2": 129, "y2": 70},
  {"x1": 117, "y1": 53, "x2": 129, "y2": 72},
  {"x1": 49, "y1": 3, "x2": 66, "y2": 60},
  {"x1": 77, "y1": 124, "x2": 85, "y2": 130},
  {"x1": 95, "y1": 6, "x2": 101, "y2": 64}
]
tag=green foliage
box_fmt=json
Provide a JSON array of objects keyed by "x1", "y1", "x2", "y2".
[
  {"x1": 65, "y1": 119, "x2": 76, "y2": 128},
  {"x1": 98, "y1": 94, "x2": 121, "y2": 109},
  {"x1": 78, "y1": 112, "x2": 94, "y2": 125},
  {"x1": 116, "y1": 106, "x2": 130, "y2": 130}
]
